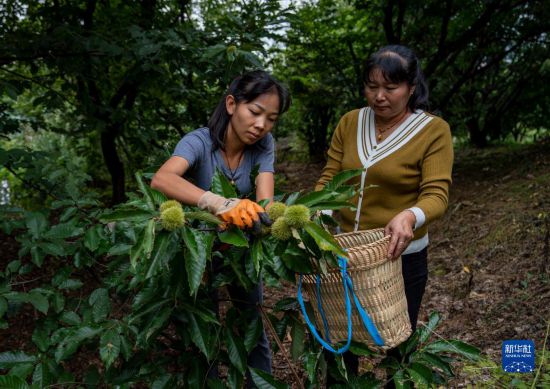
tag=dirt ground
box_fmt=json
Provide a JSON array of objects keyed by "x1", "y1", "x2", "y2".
[
  {"x1": 269, "y1": 140, "x2": 550, "y2": 387},
  {"x1": 1, "y1": 140, "x2": 549, "y2": 387}
]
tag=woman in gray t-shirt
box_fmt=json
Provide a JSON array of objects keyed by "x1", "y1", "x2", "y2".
[
  {"x1": 152, "y1": 70, "x2": 290, "y2": 229},
  {"x1": 151, "y1": 70, "x2": 290, "y2": 385}
]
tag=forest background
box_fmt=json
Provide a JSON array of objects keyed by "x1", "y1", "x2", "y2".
[{"x1": 0, "y1": 0, "x2": 549, "y2": 388}]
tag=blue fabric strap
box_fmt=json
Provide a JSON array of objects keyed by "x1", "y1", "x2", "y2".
[
  {"x1": 343, "y1": 273, "x2": 384, "y2": 346},
  {"x1": 297, "y1": 255, "x2": 385, "y2": 353},
  {"x1": 297, "y1": 257, "x2": 353, "y2": 354}
]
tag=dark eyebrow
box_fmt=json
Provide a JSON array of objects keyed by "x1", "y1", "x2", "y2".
[{"x1": 252, "y1": 102, "x2": 279, "y2": 116}]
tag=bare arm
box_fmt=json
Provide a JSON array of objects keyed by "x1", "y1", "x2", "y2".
[
  {"x1": 256, "y1": 172, "x2": 274, "y2": 206},
  {"x1": 150, "y1": 156, "x2": 205, "y2": 206}
]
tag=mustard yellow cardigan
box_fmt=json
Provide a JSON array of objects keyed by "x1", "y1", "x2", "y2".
[{"x1": 316, "y1": 107, "x2": 454, "y2": 239}]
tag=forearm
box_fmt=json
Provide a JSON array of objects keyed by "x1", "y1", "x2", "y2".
[
  {"x1": 256, "y1": 172, "x2": 274, "y2": 204},
  {"x1": 150, "y1": 171, "x2": 205, "y2": 206}
]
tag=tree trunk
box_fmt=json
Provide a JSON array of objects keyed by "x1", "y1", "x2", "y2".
[
  {"x1": 308, "y1": 107, "x2": 333, "y2": 160},
  {"x1": 466, "y1": 117, "x2": 487, "y2": 148},
  {"x1": 101, "y1": 129, "x2": 126, "y2": 205}
]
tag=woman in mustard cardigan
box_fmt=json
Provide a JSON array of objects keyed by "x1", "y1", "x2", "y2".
[{"x1": 316, "y1": 45, "x2": 453, "y2": 384}]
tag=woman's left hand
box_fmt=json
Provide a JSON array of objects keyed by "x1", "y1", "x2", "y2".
[{"x1": 385, "y1": 210, "x2": 416, "y2": 260}]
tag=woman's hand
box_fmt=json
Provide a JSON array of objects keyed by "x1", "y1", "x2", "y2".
[
  {"x1": 198, "y1": 192, "x2": 271, "y2": 231},
  {"x1": 385, "y1": 210, "x2": 416, "y2": 260}
]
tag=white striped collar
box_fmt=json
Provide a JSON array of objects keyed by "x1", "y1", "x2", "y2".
[{"x1": 356, "y1": 107, "x2": 433, "y2": 168}]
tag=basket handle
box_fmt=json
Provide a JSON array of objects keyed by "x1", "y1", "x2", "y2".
[{"x1": 297, "y1": 257, "x2": 353, "y2": 354}]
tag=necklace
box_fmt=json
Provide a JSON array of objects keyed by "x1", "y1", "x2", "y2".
[
  {"x1": 375, "y1": 109, "x2": 409, "y2": 141},
  {"x1": 222, "y1": 150, "x2": 244, "y2": 186}
]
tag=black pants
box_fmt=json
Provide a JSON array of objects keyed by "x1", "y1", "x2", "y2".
[{"x1": 326, "y1": 247, "x2": 429, "y2": 385}]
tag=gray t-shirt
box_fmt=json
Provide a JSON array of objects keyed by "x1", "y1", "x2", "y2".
[{"x1": 172, "y1": 127, "x2": 275, "y2": 196}]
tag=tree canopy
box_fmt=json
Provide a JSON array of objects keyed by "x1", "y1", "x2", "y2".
[{"x1": 1, "y1": 0, "x2": 548, "y2": 196}]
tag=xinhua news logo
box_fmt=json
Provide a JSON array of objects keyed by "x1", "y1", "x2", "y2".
[{"x1": 502, "y1": 340, "x2": 535, "y2": 373}]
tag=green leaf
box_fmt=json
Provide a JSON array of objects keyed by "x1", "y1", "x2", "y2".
[
  {"x1": 250, "y1": 239, "x2": 264, "y2": 277},
  {"x1": 108, "y1": 243, "x2": 133, "y2": 256},
  {"x1": 32, "y1": 362, "x2": 54, "y2": 388},
  {"x1": 10, "y1": 363, "x2": 35, "y2": 380},
  {"x1": 51, "y1": 292, "x2": 65, "y2": 313},
  {"x1": 228, "y1": 366, "x2": 244, "y2": 389},
  {"x1": 145, "y1": 232, "x2": 172, "y2": 279},
  {"x1": 419, "y1": 311, "x2": 441, "y2": 344},
  {"x1": 142, "y1": 218, "x2": 156, "y2": 259},
  {"x1": 308, "y1": 200, "x2": 356, "y2": 212},
  {"x1": 57, "y1": 279, "x2": 83, "y2": 290},
  {"x1": 349, "y1": 341, "x2": 375, "y2": 356},
  {"x1": 144, "y1": 306, "x2": 172, "y2": 343},
  {"x1": 303, "y1": 221, "x2": 347, "y2": 257},
  {"x1": 280, "y1": 244, "x2": 313, "y2": 273},
  {"x1": 7, "y1": 260, "x2": 21, "y2": 274},
  {"x1": 423, "y1": 340, "x2": 480, "y2": 361},
  {"x1": 32, "y1": 326, "x2": 50, "y2": 352},
  {"x1": 228, "y1": 251, "x2": 253, "y2": 290},
  {"x1": 89, "y1": 288, "x2": 111, "y2": 322},
  {"x1": 392, "y1": 369, "x2": 410, "y2": 389},
  {"x1": 130, "y1": 298, "x2": 170, "y2": 323},
  {"x1": 26, "y1": 212, "x2": 48, "y2": 239},
  {"x1": 182, "y1": 227, "x2": 215, "y2": 296},
  {"x1": 178, "y1": 303, "x2": 219, "y2": 325},
  {"x1": 54, "y1": 326, "x2": 101, "y2": 362},
  {"x1": 27, "y1": 291, "x2": 48, "y2": 314},
  {"x1": 206, "y1": 379, "x2": 226, "y2": 389},
  {"x1": 135, "y1": 171, "x2": 155, "y2": 211},
  {"x1": 304, "y1": 351, "x2": 322, "y2": 383},
  {"x1": 149, "y1": 188, "x2": 168, "y2": 207},
  {"x1": 413, "y1": 352, "x2": 454, "y2": 377},
  {"x1": 185, "y1": 211, "x2": 222, "y2": 225},
  {"x1": 0, "y1": 375, "x2": 30, "y2": 389},
  {"x1": 211, "y1": 169, "x2": 238, "y2": 198},
  {"x1": 130, "y1": 220, "x2": 157, "y2": 268},
  {"x1": 0, "y1": 351, "x2": 37, "y2": 369},
  {"x1": 43, "y1": 222, "x2": 83, "y2": 240},
  {"x1": 406, "y1": 362, "x2": 433, "y2": 387},
  {"x1": 403, "y1": 331, "x2": 420, "y2": 356},
  {"x1": 225, "y1": 328, "x2": 247, "y2": 374},
  {"x1": 38, "y1": 242, "x2": 66, "y2": 257},
  {"x1": 84, "y1": 224, "x2": 103, "y2": 252},
  {"x1": 99, "y1": 209, "x2": 154, "y2": 223},
  {"x1": 151, "y1": 374, "x2": 173, "y2": 389},
  {"x1": 273, "y1": 297, "x2": 299, "y2": 312},
  {"x1": 324, "y1": 169, "x2": 364, "y2": 190},
  {"x1": 335, "y1": 354, "x2": 349, "y2": 382},
  {"x1": 290, "y1": 320, "x2": 305, "y2": 360},
  {"x1": 100, "y1": 329, "x2": 121, "y2": 368},
  {"x1": 244, "y1": 317, "x2": 263, "y2": 353},
  {"x1": 295, "y1": 190, "x2": 333, "y2": 207},
  {"x1": 218, "y1": 228, "x2": 249, "y2": 247},
  {"x1": 188, "y1": 313, "x2": 216, "y2": 361},
  {"x1": 30, "y1": 246, "x2": 44, "y2": 267},
  {"x1": 249, "y1": 367, "x2": 289, "y2": 389},
  {"x1": 59, "y1": 311, "x2": 81, "y2": 326},
  {"x1": 119, "y1": 334, "x2": 132, "y2": 361}
]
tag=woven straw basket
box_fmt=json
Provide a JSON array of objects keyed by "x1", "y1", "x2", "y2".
[{"x1": 300, "y1": 228, "x2": 411, "y2": 350}]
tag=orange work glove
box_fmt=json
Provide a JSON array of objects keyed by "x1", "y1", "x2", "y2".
[{"x1": 198, "y1": 191, "x2": 272, "y2": 230}]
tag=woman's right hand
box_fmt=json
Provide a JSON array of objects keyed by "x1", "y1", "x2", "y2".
[
  {"x1": 198, "y1": 191, "x2": 271, "y2": 231},
  {"x1": 384, "y1": 210, "x2": 416, "y2": 260}
]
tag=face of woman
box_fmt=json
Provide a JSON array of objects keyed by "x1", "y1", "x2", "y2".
[
  {"x1": 226, "y1": 92, "x2": 280, "y2": 146},
  {"x1": 364, "y1": 68, "x2": 414, "y2": 120}
]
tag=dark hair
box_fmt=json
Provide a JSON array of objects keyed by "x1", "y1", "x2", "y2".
[
  {"x1": 208, "y1": 70, "x2": 291, "y2": 150},
  {"x1": 363, "y1": 45, "x2": 429, "y2": 111}
]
